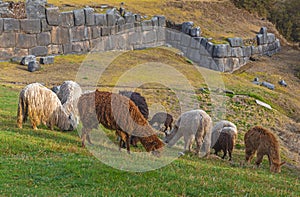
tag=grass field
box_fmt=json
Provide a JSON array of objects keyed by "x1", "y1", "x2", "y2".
[
  {"x1": 1, "y1": 46, "x2": 300, "y2": 195},
  {"x1": 0, "y1": 83, "x2": 299, "y2": 196}
]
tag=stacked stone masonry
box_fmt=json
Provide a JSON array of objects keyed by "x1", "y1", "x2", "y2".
[{"x1": 0, "y1": 4, "x2": 281, "y2": 72}]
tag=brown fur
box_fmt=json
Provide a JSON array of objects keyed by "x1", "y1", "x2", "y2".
[
  {"x1": 77, "y1": 90, "x2": 164, "y2": 154},
  {"x1": 244, "y1": 126, "x2": 285, "y2": 173},
  {"x1": 149, "y1": 112, "x2": 173, "y2": 136},
  {"x1": 17, "y1": 83, "x2": 76, "y2": 131},
  {"x1": 212, "y1": 132, "x2": 234, "y2": 161}
]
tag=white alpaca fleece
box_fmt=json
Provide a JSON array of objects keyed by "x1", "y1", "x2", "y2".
[
  {"x1": 211, "y1": 120, "x2": 237, "y2": 147},
  {"x1": 165, "y1": 109, "x2": 212, "y2": 157},
  {"x1": 56, "y1": 81, "x2": 82, "y2": 128},
  {"x1": 17, "y1": 83, "x2": 76, "y2": 131}
]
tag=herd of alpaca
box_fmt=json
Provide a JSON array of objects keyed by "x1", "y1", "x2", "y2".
[{"x1": 16, "y1": 81, "x2": 285, "y2": 173}]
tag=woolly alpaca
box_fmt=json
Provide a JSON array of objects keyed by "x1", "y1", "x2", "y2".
[
  {"x1": 119, "y1": 90, "x2": 149, "y2": 119},
  {"x1": 17, "y1": 83, "x2": 76, "y2": 131},
  {"x1": 56, "y1": 81, "x2": 82, "y2": 129},
  {"x1": 149, "y1": 112, "x2": 173, "y2": 136},
  {"x1": 211, "y1": 120, "x2": 237, "y2": 147},
  {"x1": 212, "y1": 131, "x2": 234, "y2": 160},
  {"x1": 77, "y1": 90, "x2": 164, "y2": 154},
  {"x1": 164, "y1": 109, "x2": 212, "y2": 157},
  {"x1": 244, "y1": 126, "x2": 285, "y2": 173},
  {"x1": 118, "y1": 90, "x2": 149, "y2": 147}
]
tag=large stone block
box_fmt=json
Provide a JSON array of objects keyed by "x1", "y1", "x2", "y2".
[
  {"x1": 190, "y1": 37, "x2": 201, "y2": 49},
  {"x1": 101, "y1": 27, "x2": 110, "y2": 36},
  {"x1": 259, "y1": 27, "x2": 267, "y2": 35},
  {"x1": 242, "y1": 46, "x2": 252, "y2": 57},
  {"x1": 157, "y1": 28, "x2": 166, "y2": 42},
  {"x1": 37, "y1": 32, "x2": 51, "y2": 46},
  {"x1": 72, "y1": 41, "x2": 90, "y2": 53},
  {"x1": 182, "y1": 21, "x2": 193, "y2": 34},
  {"x1": 21, "y1": 55, "x2": 36, "y2": 65},
  {"x1": 141, "y1": 20, "x2": 153, "y2": 31},
  {"x1": 0, "y1": 19, "x2": 3, "y2": 34},
  {"x1": 231, "y1": 47, "x2": 243, "y2": 57},
  {"x1": 180, "y1": 33, "x2": 191, "y2": 47},
  {"x1": 142, "y1": 31, "x2": 156, "y2": 44},
  {"x1": 151, "y1": 17, "x2": 158, "y2": 26},
  {"x1": 206, "y1": 42, "x2": 214, "y2": 56},
  {"x1": 51, "y1": 26, "x2": 70, "y2": 44},
  {"x1": 29, "y1": 46, "x2": 48, "y2": 56},
  {"x1": 16, "y1": 33, "x2": 36, "y2": 48},
  {"x1": 40, "y1": 56, "x2": 54, "y2": 64},
  {"x1": 227, "y1": 37, "x2": 243, "y2": 47},
  {"x1": 26, "y1": 0, "x2": 46, "y2": 19},
  {"x1": 20, "y1": 19, "x2": 41, "y2": 34},
  {"x1": 46, "y1": 7, "x2": 61, "y2": 26},
  {"x1": 125, "y1": 13, "x2": 135, "y2": 24},
  {"x1": 0, "y1": 33, "x2": 16, "y2": 48},
  {"x1": 73, "y1": 9, "x2": 85, "y2": 26},
  {"x1": 48, "y1": 44, "x2": 63, "y2": 54},
  {"x1": 63, "y1": 43, "x2": 72, "y2": 54},
  {"x1": 106, "y1": 13, "x2": 116, "y2": 26},
  {"x1": 84, "y1": 8, "x2": 95, "y2": 26},
  {"x1": 70, "y1": 26, "x2": 85, "y2": 42},
  {"x1": 157, "y1": 15, "x2": 166, "y2": 27},
  {"x1": 128, "y1": 31, "x2": 142, "y2": 45},
  {"x1": 95, "y1": 14, "x2": 107, "y2": 26},
  {"x1": 3, "y1": 18, "x2": 20, "y2": 32},
  {"x1": 91, "y1": 26, "x2": 100, "y2": 39},
  {"x1": 190, "y1": 27, "x2": 201, "y2": 37},
  {"x1": 187, "y1": 48, "x2": 201, "y2": 62},
  {"x1": 13, "y1": 48, "x2": 29, "y2": 58},
  {"x1": 117, "y1": 17, "x2": 125, "y2": 26},
  {"x1": 41, "y1": 19, "x2": 51, "y2": 32},
  {"x1": 267, "y1": 33, "x2": 275, "y2": 44},
  {"x1": 213, "y1": 44, "x2": 231, "y2": 58},
  {"x1": 60, "y1": 11, "x2": 74, "y2": 27},
  {"x1": 0, "y1": 48, "x2": 14, "y2": 60}
]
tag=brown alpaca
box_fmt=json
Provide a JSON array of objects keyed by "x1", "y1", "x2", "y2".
[
  {"x1": 77, "y1": 90, "x2": 164, "y2": 154},
  {"x1": 212, "y1": 131, "x2": 234, "y2": 161},
  {"x1": 244, "y1": 126, "x2": 285, "y2": 173}
]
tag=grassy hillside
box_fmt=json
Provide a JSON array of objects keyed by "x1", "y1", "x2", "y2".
[{"x1": 0, "y1": 46, "x2": 300, "y2": 195}]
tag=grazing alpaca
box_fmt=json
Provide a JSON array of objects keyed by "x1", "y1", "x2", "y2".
[
  {"x1": 149, "y1": 112, "x2": 173, "y2": 136},
  {"x1": 244, "y1": 126, "x2": 285, "y2": 173},
  {"x1": 211, "y1": 120, "x2": 237, "y2": 147},
  {"x1": 118, "y1": 90, "x2": 149, "y2": 148},
  {"x1": 164, "y1": 109, "x2": 212, "y2": 157},
  {"x1": 56, "y1": 81, "x2": 82, "y2": 129},
  {"x1": 77, "y1": 90, "x2": 164, "y2": 155},
  {"x1": 17, "y1": 83, "x2": 76, "y2": 131},
  {"x1": 212, "y1": 131, "x2": 234, "y2": 161}
]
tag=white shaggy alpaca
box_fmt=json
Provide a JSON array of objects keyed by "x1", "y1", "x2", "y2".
[
  {"x1": 211, "y1": 120, "x2": 237, "y2": 147},
  {"x1": 17, "y1": 83, "x2": 76, "y2": 131},
  {"x1": 56, "y1": 81, "x2": 82, "y2": 128},
  {"x1": 164, "y1": 109, "x2": 212, "y2": 157}
]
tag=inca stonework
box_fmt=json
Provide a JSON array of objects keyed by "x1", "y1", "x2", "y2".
[{"x1": 0, "y1": 1, "x2": 281, "y2": 72}]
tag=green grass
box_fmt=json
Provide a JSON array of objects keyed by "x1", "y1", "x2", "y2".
[{"x1": 0, "y1": 85, "x2": 299, "y2": 196}]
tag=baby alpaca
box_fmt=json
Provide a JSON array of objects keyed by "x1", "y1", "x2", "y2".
[{"x1": 212, "y1": 131, "x2": 234, "y2": 161}]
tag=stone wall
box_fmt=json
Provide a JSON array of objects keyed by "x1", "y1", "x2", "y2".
[
  {"x1": 0, "y1": 2, "x2": 281, "y2": 72},
  {"x1": 166, "y1": 26, "x2": 281, "y2": 72}
]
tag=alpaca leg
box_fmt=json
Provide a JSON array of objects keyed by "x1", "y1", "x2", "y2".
[
  {"x1": 221, "y1": 148, "x2": 227, "y2": 159},
  {"x1": 245, "y1": 147, "x2": 256, "y2": 164},
  {"x1": 126, "y1": 136, "x2": 130, "y2": 154},
  {"x1": 184, "y1": 135, "x2": 194, "y2": 152},
  {"x1": 255, "y1": 152, "x2": 264, "y2": 168},
  {"x1": 86, "y1": 132, "x2": 93, "y2": 144},
  {"x1": 81, "y1": 127, "x2": 90, "y2": 147},
  {"x1": 228, "y1": 149, "x2": 232, "y2": 161},
  {"x1": 17, "y1": 105, "x2": 23, "y2": 129}
]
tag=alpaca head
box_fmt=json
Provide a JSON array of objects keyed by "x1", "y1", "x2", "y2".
[
  {"x1": 164, "y1": 125, "x2": 178, "y2": 143},
  {"x1": 270, "y1": 161, "x2": 286, "y2": 173}
]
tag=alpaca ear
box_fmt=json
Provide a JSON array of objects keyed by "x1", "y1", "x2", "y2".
[{"x1": 280, "y1": 161, "x2": 286, "y2": 166}]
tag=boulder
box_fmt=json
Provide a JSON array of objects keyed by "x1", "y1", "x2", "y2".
[
  {"x1": 21, "y1": 55, "x2": 36, "y2": 65},
  {"x1": 28, "y1": 61, "x2": 41, "y2": 72},
  {"x1": 182, "y1": 21, "x2": 193, "y2": 34},
  {"x1": 40, "y1": 56, "x2": 55, "y2": 64}
]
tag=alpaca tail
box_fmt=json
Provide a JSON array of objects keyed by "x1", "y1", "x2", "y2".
[{"x1": 17, "y1": 92, "x2": 27, "y2": 128}]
